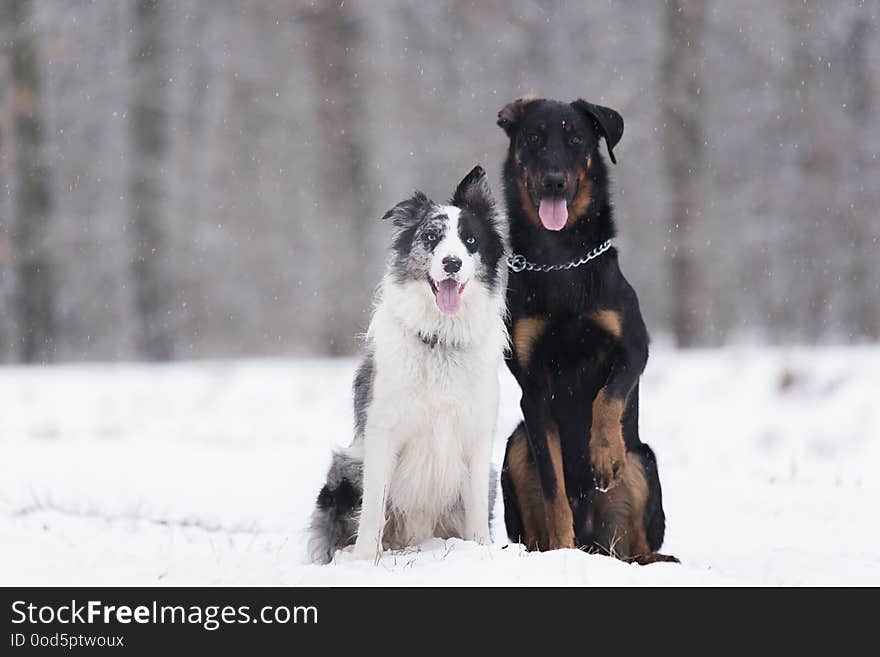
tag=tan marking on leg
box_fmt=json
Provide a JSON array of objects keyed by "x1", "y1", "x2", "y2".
[
  {"x1": 593, "y1": 452, "x2": 678, "y2": 564},
  {"x1": 621, "y1": 454, "x2": 650, "y2": 556},
  {"x1": 587, "y1": 309, "x2": 622, "y2": 338},
  {"x1": 513, "y1": 316, "x2": 549, "y2": 368},
  {"x1": 592, "y1": 451, "x2": 645, "y2": 558},
  {"x1": 506, "y1": 428, "x2": 546, "y2": 551},
  {"x1": 590, "y1": 388, "x2": 627, "y2": 490},
  {"x1": 545, "y1": 426, "x2": 575, "y2": 550}
]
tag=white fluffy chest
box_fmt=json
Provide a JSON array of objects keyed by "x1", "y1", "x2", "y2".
[
  {"x1": 371, "y1": 333, "x2": 498, "y2": 514},
  {"x1": 359, "y1": 277, "x2": 506, "y2": 537},
  {"x1": 389, "y1": 416, "x2": 469, "y2": 513}
]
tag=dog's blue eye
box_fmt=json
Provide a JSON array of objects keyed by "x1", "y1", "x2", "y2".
[
  {"x1": 425, "y1": 233, "x2": 437, "y2": 242},
  {"x1": 466, "y1": 237, "x2": 476, "y2": 245}
]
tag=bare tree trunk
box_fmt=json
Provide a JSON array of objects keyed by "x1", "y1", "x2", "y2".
[
  {"x1": 0, "y1": 26, "x2": 11, "y2": 363},
  {"x1": 840, "y1": 17, "x2": 876, "y2": 340},
  {"x1": 2, "y1": 0, "x2": 55, "y2": 362},
  {"x1": 662, "y1": 0, "x2": 707, "y2": 348},
  {"x1": 304, "y1": 3, "x2": 370, "y2": 356},
  {"x1": 787, "y1": 2, "x2": 836, "y2": 343},
  {"x1": 130, "y1": 0, "x2": 173, "y2": 360}
]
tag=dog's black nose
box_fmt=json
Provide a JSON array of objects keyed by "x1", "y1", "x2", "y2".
[
  {"x1": 541, "y1": 172, "x2": 567, "y2": 195},
  {"x1": 442, "y1": 255, "x2": 462, "y2": 274}
]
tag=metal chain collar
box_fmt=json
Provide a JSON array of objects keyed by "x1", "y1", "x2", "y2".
[{"x1": 507, "y1": 239, "x2": 613, "y2": 273}]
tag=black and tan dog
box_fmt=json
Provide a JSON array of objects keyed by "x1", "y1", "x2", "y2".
[{"x1": 497, "y1": 96, "x2": 677, "y2": 564}]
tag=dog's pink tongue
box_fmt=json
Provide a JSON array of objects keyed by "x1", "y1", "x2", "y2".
[
  {"x1": 538, "y1": 198, "x2": 568, "y2": 231},
  {"x1": 435, "y1": 279, "x2": 461, "y2": 315}
]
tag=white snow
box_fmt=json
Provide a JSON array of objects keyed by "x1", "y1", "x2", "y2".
[{"x1": 2, "y1": 347, "x2": 879, "y2": 586}]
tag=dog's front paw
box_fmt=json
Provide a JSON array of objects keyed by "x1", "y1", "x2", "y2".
[
  {"x1": 469, "y1": 531, "x2": 490, "y2": 545},
  {"x1": 346, "y1": 547, "x2": 379, "y2": 562},
  {"x1": 464, "y1": 522, "x2": 490, "y2": 545},
  {"x1": 344, "y1": 540, "x2": 381, "y2": 562},
  {"x1": 548, "y1": 533, "x2": 576, "y2": 550},
  {"x1": 590, "y1": 433, "x2": 627, "y2": 491}
]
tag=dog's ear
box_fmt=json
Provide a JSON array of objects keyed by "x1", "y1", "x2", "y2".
[
  {"x1": 452, "y1": 165, "x2": 494, "y2": 217},
  {"x1": 572, "y1": 99, "x2": 624, "y2": 164},
  {"x1": 382, "y1": 191, "x2": 430, "y2": 229},
  {"x1": 497, "y1": 96, "x2": 536, "y2": 137}
]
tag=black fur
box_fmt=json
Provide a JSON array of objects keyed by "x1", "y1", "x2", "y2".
[
  {"x1": 308, "y1": 450, "x2": 364, "y2": 564},
  {"x1": 497, "y1": 97, "x2": 674, "y2": 561},
  {"x1": 632, "y1": 442, "x2": 666, "y2": 552},
  {"x1": 451, "y1": 168, "x2": 506, "y2": 291},
  {"x1": 352, "y1": 352, "x2": 375, "y2": 439},
  {"x1": 500, "y1": 423, "x2": 527, "y2": 545}
]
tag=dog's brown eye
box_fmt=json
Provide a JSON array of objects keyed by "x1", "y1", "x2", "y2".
[
  {"x1": 527, "y1": 133, "x2": 540, "y2": 144},
  {"x1": 569, "y1": 135, "x2": 583, "y2": 145}
]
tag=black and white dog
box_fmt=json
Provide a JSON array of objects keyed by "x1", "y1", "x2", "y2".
[{"x1": 308, "y1": 166, "x2": 509, "y2": 564}]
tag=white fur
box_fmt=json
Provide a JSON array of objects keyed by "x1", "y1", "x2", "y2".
[
  {"x1": 428, "y1": 206, "x2": 475, "y2": 287},
  {"x1": 349, "y1": 244, "x2": 508, "y2": 561}
]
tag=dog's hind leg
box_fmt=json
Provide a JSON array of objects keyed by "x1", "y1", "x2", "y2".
[
  {"x1": 632, "y1": 442, "x2": 669, "y2": 554},
  {"x1": 501, "y1": 423, "x2": 548, "y2": 550},
  {"x1": 591, "y1": 450, "x2": 678, "y2": 564},
  {"x1": 501, "y1": 427, "x2": 525, "y2": 544},
  {"x1": 307, "y1": 450, "x2": 363, "y2": 564}
]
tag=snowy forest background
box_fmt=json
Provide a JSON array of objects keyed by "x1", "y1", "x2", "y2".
[{"x1": 1, "y1": 0, "x2": 878, "y2": 363}]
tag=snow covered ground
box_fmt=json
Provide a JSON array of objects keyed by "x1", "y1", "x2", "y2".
[{"x1": 2, "y1": 346, "x2": 878, "y2": 586}]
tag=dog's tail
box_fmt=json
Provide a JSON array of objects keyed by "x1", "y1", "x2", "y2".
[{"x1": 307, "y1": 449, "x2": 364, "y2": 564}]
